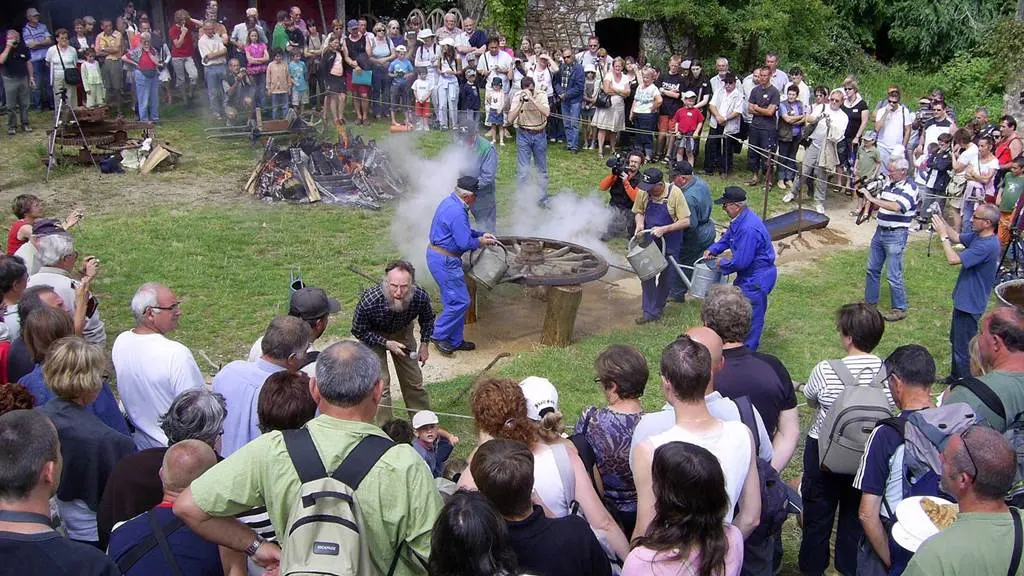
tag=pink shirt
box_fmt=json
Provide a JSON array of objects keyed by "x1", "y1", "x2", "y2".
[{"x1": 622, "y1": 524, "x2": 744, "y2": 576}]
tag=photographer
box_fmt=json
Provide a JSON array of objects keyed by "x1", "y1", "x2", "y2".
[
  {"x1": 222, "y1": 58, "x2": 252, "y2": 121},
  {"x1": 931, "y1": 204, "x2": 1001, "y2": 382},
  {"x1": 508, "y1": 76, "x2": 550, "y2": 205},
  {"x1": 599, "y1": 150, "x2": 644, "y2": 238},
  {"x1": 862, "y1": 158, "x2": 919, "y2": 322},
  {"x1": 1, "y1": 29, "x2": 36, "y2": 136},
  {"x1": 873, "y1": 85, "x2": 912, "y2": 171}
]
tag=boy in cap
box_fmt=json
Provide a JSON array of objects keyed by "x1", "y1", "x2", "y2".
[
  {"x1": 672, "y1": 90, "x2": 704, "y2": 166},
  {"x1": 852, "y1": 130, "x2": 882, "y2": 217},
  {"x1": 632, "y1": 167, "x2": 691, "y2": 324},
  {"x1": 459, "y1": 67, "x2": 481, "y2": 125},
  {"x1": 412, "y1": 409, "x2": 458, "y2": 477}
]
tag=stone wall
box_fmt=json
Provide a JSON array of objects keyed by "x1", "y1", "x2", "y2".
[{"x1": 522, "y1": 0, "x2": 670, "y2": 60}]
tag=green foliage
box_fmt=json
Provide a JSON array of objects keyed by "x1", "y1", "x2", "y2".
[
  {"x1": 984, "y1": 19, "x2": 1024, "y2": 85},
  {"x1": 482, "y1": 0, "x2": 528, "y2": 41}
]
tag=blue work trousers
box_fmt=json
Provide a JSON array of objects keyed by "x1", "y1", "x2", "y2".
[
  {"x1": 865, "y1": 226, "x2": 909, "y2": 311},
  {"x1": 562, "y1": 98, "x2": 581, "y2": 150},
  {"x1": 517, "y1": 128, "x2": 549, "y2": 203},
  {"x1": 950, "y1": 308, "x2": 981, "y2": 380},
  {"x1": 739, "y1": 271, "x2": 775, "y2": 351},
  {"x1": 427, "y1": 250, "x2": 470, "y2": 347},
  {"x1": 470, "y1": 182, "x2": 497, "y2": 234}
]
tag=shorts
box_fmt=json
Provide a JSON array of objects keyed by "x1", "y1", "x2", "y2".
[
  {"x1": 171, "y1": 57, "x2": 198, "y2": 87},
  {"x1": 486, "y1": 110, "x2": 504, "y2": 127},
  {"x1": 345, "y1": 71, "x2": 370, "y2": 96},
  {"x1": 658, "y1": 115, "x2": 674, "y2": 133},
  {"x1": 415, "y1": 100, "x2": 431, "y2": 118},
  {"x1": 291, "y1": 89, "x2": 309, "y2": 106},
  {"x1": 676, "y1": 134, "x2": 695, "y2": 153},
  {"x1": 326, "y1": 74, "x2": 346, "y2": 94}
]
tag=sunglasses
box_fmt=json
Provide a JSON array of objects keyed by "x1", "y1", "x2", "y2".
[
  {"x1": 960, "y1": 428, "x2": 978, "y2": 479},
  {"x1": 830, "y1": 98, "x2": 842, "y2": 103}
]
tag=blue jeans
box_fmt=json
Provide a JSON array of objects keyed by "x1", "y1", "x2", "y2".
[
  {"x1": 270, "y1": 92, "x2": 288, "y2": 119},
  {"x1": 961, "y1": 200, "x2": 977, "y2": 234},
  {"x1": 470, "y1": 182, "x2": 497, "y2": 233},
  {"x1": 517, "y1": 128, "x2": 549, "y2": 203},
  {"x1": 204, "y1": 63, "x2": 226, "y2": 116},
  {"x1": 371, "y1": 64, "x2": 390, "y2": 117},
  {"x1": 633, "y1": 112, "x2": 657, "y2": 159},
  {"x1": 748, "y1": 125, "x2": 777, "y2": 174},
  {"x1": 950, "y1": 308, "x2": 981, "y2": 380},
  {"x1": 562, "y1": 98, "x2": 582, "y2": 150},
  {"x1": 133, "y1": 70, "x2": 160, "y2": 122},
  {"x1": 865, "y1": 226, "x2": 909, "y2": 311},
  {"x1": 31, "y1": 59, "x2": 50, "y2": 110},
  {"x1": 799, "y1": 437, "x2": 863, "y2": 576}
]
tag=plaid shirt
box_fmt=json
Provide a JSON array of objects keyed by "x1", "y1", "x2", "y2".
[{"x1": 350, "y1": 283, "x2": 435, "y2": 348}]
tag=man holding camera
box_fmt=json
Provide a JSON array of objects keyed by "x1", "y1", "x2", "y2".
[
  {"x1": 862, "y1": 158, "x2": 919, "y2": 322},
  {"x1": 222, "y1": 57, "x2": 251, "y2": 121},
  {"x1": 1, "y1": 30, "x2": 36, "y2": 136},
  {"x1": 931, "y1": 204, "x2": 1001, "y2": 381},
  {"x1": 508, "y1": 76, "x2": 550, "y2": 205},
  {"x1": 873, "y1": 85, "x2": 913, "y2": 171},
  {"x1": 599, "y1": 150, "x2": 644, "y2": 239}
]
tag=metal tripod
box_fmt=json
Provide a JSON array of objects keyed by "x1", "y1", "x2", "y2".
[{"x1": 45, "y1": 88, "x2": 100, "y2": 182}]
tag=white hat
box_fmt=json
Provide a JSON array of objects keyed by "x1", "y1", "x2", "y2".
[
  {"x1": 682, "y1": 90, "x2": 697, "y2": 100},
  {"x1": 519, "y1": 377, "x2": 559, "y2": 421},
  {"x1": 417, "y1": 28, "x2": 435, "y2": 40},
  {"x1": 412, "y1": 410, "x2": 439, "y2": 429},
  {"x1": 395, "y1": 45, "x2": 408, "y2": 53},
  {"x1": 438, "y1": 37, "x2": 455, "y2": 47},
  {"x1": 584, "y1": 64, "x2": 596, "y2": 73}
]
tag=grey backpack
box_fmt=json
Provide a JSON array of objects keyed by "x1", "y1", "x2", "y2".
[{"x1": 818, "y1": 360, "x2": 893, "y2": 474}]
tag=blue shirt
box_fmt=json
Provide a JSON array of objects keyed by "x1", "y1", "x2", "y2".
[
  {"x1": 953, "y1": 232, "x2": 1001, "y2": 315},
  {"x1": 22, "y1": 22, "x2": 51, "y2": 61},
  {"x1": 681, "y1": 177, "x2": 715, "y2": 247},
  {"x1": 288, "y1": 60, "x2": 307, "y2": 91},
  {"x1": 388, "y1": 58, "x2": 413, "y2": 85},
  {"x1": 212, "y1": 358, "x2": 284, "y2": 457},
  {"x1": 413, "y1": 437, "x2": 453, "y2": 478},
  {"x1": 709, "y1": 207, "x2": 776, "y2": 281},
  {"x1": 108, "y1": 505, "x2": 224, "y2": 576},
  {"x1": 19, "y1": 364, "x2": 130, "y2": 436},
  {"x1": 428, "y1": 192, "x2": 482, "y2": 255}
]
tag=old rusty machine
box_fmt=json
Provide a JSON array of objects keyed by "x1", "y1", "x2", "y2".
[{"x1": 45, "y1": 104, "x2": 155, "y2": 179}]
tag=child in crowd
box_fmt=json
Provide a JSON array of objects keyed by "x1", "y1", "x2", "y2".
[
  {"x1": 852, "y1": 130, "x2": 882, "y2": 217},
  {"x1": 412, "y1": 67, "x2": 433, "y2": 131},
  {"x1": 388, "y1": 45, "x2": 414, "y2": 126},
  {"x1": 288, "y1": 49, "x2": 308, "y2": 114},
  {"x1": 458, "y1": 68, "x2": 481, "y2": 126},
  {"x1": 411, "y1": 410, "x2": 457, "y2": 478},
  {"x1": 265, "y1": 48, "x2": 290, "y2": 120},
  {"x1": 7, "y1": 194, "x2": 82, "y2": 256},
  {"x1": 672, "y1": 91, "x2": 704, "y2": 165},
  {"x1": 81, "y1": 49, "x2": 105, "y2": 108},
  {"x1": 777, "y1": 84, "x2": 804, "y2": 190},
  {"x1": 485, "y1": 76, "x2": 505, "y2": 146},
  {"x1": 582, "y1": 64, "x2": 599, "y2": 149}
]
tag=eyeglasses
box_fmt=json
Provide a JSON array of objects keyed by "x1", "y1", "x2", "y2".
[
  {"x1": 829, "y1": 98, "x2": 842, "y2": 103},
  {"x1": 960, "y1": 428, "x2": 978, "y2": 479},
  {"x1": 588, "y1": 44, "x2": 598, "y2": 48},
  {"x1": 149, "y1": 301, "x2": 182, "y2": 312},
  {"x1": 844, "y1": 87, "x2": 855, "y2": 91}
]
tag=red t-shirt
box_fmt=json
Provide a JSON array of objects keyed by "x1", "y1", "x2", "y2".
[
  {"x1": 7, "y1": 219, "x2": 26, "y2": 255},
  {"x1": 169, "y1": 24, "x2": 195, "y2": 58},
  {"x1": 672, "y1": 107, "x2": 705, "y2": 135},
  {"x1": 139, "y1": 50, "x2": 156, "y2": 71}
]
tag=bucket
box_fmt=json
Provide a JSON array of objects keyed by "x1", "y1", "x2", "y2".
[
  {"x1": 467, "y1": 243, "x2": 509, "y2": 289},
  {"x1": 996, "y1": 279, "x2": 1024, "y2": 311},
  {"x1": 626, "y1": 232, "x2": 668, "y2": 281}
]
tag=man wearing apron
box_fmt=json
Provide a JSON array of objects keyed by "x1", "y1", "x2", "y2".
[
  {"x1": 426, "y1": 176, "x2": 498, "y2": 355},
  {"x1": 706, "y1": 186, "x2": 777, "y2": 350},
  {"x1": 633, "y1": 168, "x2": 691, "y2": 324}
]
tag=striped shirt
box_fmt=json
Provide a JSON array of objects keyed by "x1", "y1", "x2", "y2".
[
  {"x1": 876, "y1": 179, "x2": 919, "y2": 230},
  {"x1": 803, "y1": 354, "x2": 894, "y2": 439}
]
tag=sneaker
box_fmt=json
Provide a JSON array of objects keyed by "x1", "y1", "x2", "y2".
[
  {"x1": 883, "y1": 309, "x2": 907, "y2": 322},
  {"x1": 23, "y1": 125, "x2": 32, "y2": 133},
  {"x1": 782, "y1": 192, "x2": 794, "y2": 203},
  {"x1": 815, "y1": 203, "x2": 826, "y2": 214},
  {"x1": 746, "y1": 177, "x2": 760, "y2": 186},
  {"x1": 7, "y1": 128, "x2": 14, "y2": 136},
  {"x1": 777, "y1": 180, "x2": 787, "y2": 190}
]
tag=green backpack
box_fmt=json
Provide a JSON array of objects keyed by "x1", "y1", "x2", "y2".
[{"x1": 281, "y1": 428, "x2": 408, "y2": 576}]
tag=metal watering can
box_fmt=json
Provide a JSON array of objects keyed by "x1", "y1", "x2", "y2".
[
  {"x1": 467, "y1": 242, "x2": 509, "y2": 289},
  {"x1": 667, "y1": 256, "x2": 729, "y2": 299},
  {"x1": 626, "y1": 231, "x2": 669, "y2": 281}
]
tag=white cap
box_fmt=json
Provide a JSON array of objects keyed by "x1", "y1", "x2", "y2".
[
  {"x1": 395, "y1": 45, "x2": 407, "y2": 53},
  {"x1": 412, "y1": 410, "x2": 439, "y2": 429},
  {"x1": 682, "y1": 90, "x2": 697, "y2": 100},
  {"x1": 417, "y1": 28, "x2": 435, "y2": 40},
  {"x1": 519, "y1": 377, "x2": 559, "y2": 421},
  {"x1": 584, "y1": 64, "x2": 596, "y2": 73},
  {"x1": 438, "y1": 37, "x2": 455, "y2": 47}
]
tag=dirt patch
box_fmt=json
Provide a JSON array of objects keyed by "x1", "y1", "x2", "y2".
[{"x1": 772, "y1": 198, "x2": 877, "y2": 270}]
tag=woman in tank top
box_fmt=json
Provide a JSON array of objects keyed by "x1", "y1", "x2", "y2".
[
  {"x1": 368, "y1": 23, "x2": 394, "y2": 120},
  {"x1": 343, "y1": 23, "x2": 371, "y2": 124}
]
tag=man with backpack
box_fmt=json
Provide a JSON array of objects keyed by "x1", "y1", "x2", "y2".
[
  {"x1": 853, "y1": 345, "x2": 974, "y2": 575},
  {"x1": 174, "y1": 340, "x2": 443, "y2": 576}
]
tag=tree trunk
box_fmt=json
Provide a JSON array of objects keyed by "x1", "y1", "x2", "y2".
[
  {"x1": 335, "y1": 0, "x2": 345, "y2": 23},
  {"x1": 1007, "y1": 0, "x2": 1024, "y2": 120},
  {"x1": 541, "y1": 285, "x2": 582, "y2": 347},
  {"x1": 464, "y1": 275, "x2": 478, "y2": 325}
]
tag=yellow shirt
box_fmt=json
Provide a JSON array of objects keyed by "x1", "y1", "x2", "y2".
[
  {"x1": 96, "y1": 31, "x2": 123, "y2": 61},
  {"x1": 632, "y1": 183, "x2": 691, "y2": 222}
]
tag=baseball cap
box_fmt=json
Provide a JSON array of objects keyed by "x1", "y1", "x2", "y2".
[
  {"x1": 456, "y1": 175, "x2": 479, "y2": 194},
  {"x1": 670, "y1": 159, "x2": 694, "y2": 176},
  {"x1": 682, "y1": 90, "x2": 697, "y2": 100},
  {"x1": 862, "y1": 130, "x2": 877, "y2": 142},
  {"x1": 519, "y1": 376, "x2": 559, "y2": 421},
  {"x1": 395, "y1": 45, "x2": 407, "y2": 53},
  {"x1": 584, "y1": 64, "x2": 596, "y2": 74},
  {"x1": 714, "y1": 186, "x2": 747, "y2": 204},
  {"x1": 346, "y1": 19, "x2": 358, "y2": 30},
  {"x1": 31, "y1": 219, "x2": 65, "y2": 236},
  {"x1": 412, "y1": 410, "x2": 439, "y2": 429},
  {"x1": 638, "y1": 168, "x2": 664, "y2": 192},
  {"x1": 26, "y1": 8, "x2": 40, "y2": 16},
  {"x1": 289, "y1": 287, "x2": 341, "y2": 320}
]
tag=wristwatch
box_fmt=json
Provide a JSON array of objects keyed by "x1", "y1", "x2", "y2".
[
  {"x1": 244, "y1": 534, "x2": 267, "y2": 557},
  {"x1": 941, "y1": 236, "x2": 951, "y2": 243}
]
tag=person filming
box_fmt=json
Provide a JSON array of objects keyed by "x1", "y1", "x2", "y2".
[{"x1": 599, "y1": 150, "x2": 644, "y2": 239}]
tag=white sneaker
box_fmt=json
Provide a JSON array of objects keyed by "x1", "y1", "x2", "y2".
[
  {"x1": 782, "y1": 192, "x2": 794, "y2": 203},
  {"x1": 815, "y1": 203, "x2": 826, "y2": 214}
]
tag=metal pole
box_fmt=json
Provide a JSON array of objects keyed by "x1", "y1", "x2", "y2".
[{"x1": 761, "y1": 160, "x2": 772, "y2": 221}]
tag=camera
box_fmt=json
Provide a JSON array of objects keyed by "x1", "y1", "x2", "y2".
[{"x1": 606, "y1": 152, "x2": 626, "y2": 172}]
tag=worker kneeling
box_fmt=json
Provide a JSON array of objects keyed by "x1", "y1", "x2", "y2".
[{"x1": 633, "y1": 167, "x2": 690, "y2": 324}]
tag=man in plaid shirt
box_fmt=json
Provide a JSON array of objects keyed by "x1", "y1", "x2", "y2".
[{"x1": 351, "y1": 260, "x2": 436, "y2": 423}]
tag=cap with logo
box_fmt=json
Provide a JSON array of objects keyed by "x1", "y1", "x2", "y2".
[
  {"x1": 682, "y1": 90, "x2": 697, "y2": 100},
  {"x1": 638, "y1": 168, "x2": 664, "y2": 192},
  {"x1": 412, "y1": 410, "x2": 439, "y2": 429},
  {"x1": 670, "y1": 160, "x2": 694, "y2": 176},
  {"x1": 714, "y1": 186, "x2": 747, "y2": 205},
  {"x1": 289, "y1": 287, "x2": 341, "y2": 321},
  {"x1": 519, "y1": 376, "x2": 559, "y2": 421},
  {"x1": 862, "y1": 130, "x2": 877, "y2": 142},
  {"x1": 26, "y1": 8, "x2": 41, "y2": 16}
]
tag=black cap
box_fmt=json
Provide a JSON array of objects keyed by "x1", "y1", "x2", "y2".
[
  {"x1": 670, "y1": 160, "x2": 693, "y2": 176},
  {"x1": 289, "y1": 287, "x2": 341, "y2": 320},
  {"x1": 456, "y1": 176, "x2": 479, "y2": 194},
  {"x1": 31, "y1": 219, "x2": 65, "y2": 236},
  {"x1": 714, "y1": 186, "x2": 747, "y2": 204},
  {"x1": 637, "y1": 168, "x2": 664, "y2": 192}
]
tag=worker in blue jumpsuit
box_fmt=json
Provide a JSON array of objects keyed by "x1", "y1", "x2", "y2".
[
  {"x1": 633, "y1": 167, "x2": 691, "y2": 324},
  {"x1": 705, "y1": 186, "x2": 777, "y2": 350},
  {"x1": 427, "y1": 175, "x2": 499, "y2": 355},
  {"x1": 456, "y1": 121, "x2": 499, "y2": 233}
]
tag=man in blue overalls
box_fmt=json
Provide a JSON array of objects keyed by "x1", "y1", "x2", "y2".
[
  {"x1": 633, "y1": 167, "x2": 691, "y2": 324},
  {"x1": 705, "y1": 186, "x2": 777, "y2": 350},
  {"x1": 427, "y1": 176, "x2": 498, "y2": 355},
  {"x1": 456, "y1": 121, "x2": 499, "y2": 233}
]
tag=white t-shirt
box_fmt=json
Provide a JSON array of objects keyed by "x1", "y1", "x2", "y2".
[
  {"x1": 477, "y1": 50, "x2": 513, "y2": 92},
  {"x1": 980, "y1": 156, "x2": 1001, "y2": 198},
  {"x1": 809, "y1": 105, "x2": 849, "y2": 145},
  {"x1": 875, "y1": 105, "x2": 913, "y2": 153},
  {"x1": 632, "y1": 83, "x2": 660, "y2": 114},
  {"x1": 198, "y1": 34, "x2": 227, "y2": 65},
  {"x1": 956, "y1": 144, "x2": 979, "y2": 176},
  {"x1": 644, "y1": 421, "x2": 752, "y2": 522},
  {"x1": 45, "y1": 45, "x2": 78, "y2": 83},
  {"x1": 710, "y1": 87, "x2": 745, "y2": 134},
  {"x1": 532, "y1": 443, "x2": 572, "y2": 517},
  {"x1": 111, "y1": 330, "x2": 206, "y2": 450},
  {"x1": 14, "y1": 242, "x2": 39, "y2": 275},
  {"x1": 530, "y1": 67, "x2": 553, "y2": 98}
]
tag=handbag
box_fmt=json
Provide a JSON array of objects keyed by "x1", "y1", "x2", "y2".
[
  {"x1": 352, "y1": 68, "x2": 372, "y2": 86},
  {"x1": 595, "y1": 91, "x2": 611, "y2": 109},
  {"x1": 63, "y1": 66, "x2": 82, "y2": 85}
]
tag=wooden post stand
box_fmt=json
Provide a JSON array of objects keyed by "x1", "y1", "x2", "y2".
[
  {"x1": 541, "y1": 285, "x2": 582, "y2": 347},
  {"x1": 464, "y1": 275, "x2": 478, "y2": 324}
]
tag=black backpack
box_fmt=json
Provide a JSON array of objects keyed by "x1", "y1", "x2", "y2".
[{"x1": 735, "y1": 397, "x2": 790, "y2": 543}]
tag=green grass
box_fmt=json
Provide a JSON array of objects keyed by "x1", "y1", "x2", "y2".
[{"x1": 0, "y1": 89, "x2": 970, "y2": 574}]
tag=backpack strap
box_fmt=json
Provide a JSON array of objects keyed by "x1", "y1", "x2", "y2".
[
  {"x1": 115, "y1": 514, "x2": 185, "y2": 574},
  {"x1": 735, "y1": 396, "x2": 760, "y2": 459},
  {"x1": 283, "y1": 427, "x2": 329, "y2": 483},
  {"x1": 876, "y1": 417, "x2": 906, "y2": 520},
  {"x1": 953, "y1": 377, "x2": 1007, "y2": 422},
  {"x1": 1010, "y1": 508, "x2": 1023, "y2": 576},
  {"x1": 869, "y1": 364, "x2": 889, "y2": 388},
  {"x1": 147, "y1": 510, "x2": 184, "y2": 576},
  {"x1": 549, "y1": 442, "x2": 577, "y2": 505},
  {"x1": 332, "y1": 434, "x2": 395, "y2": 490},
  {"x1": 828, "y1": 359, "x2": 858, "y2": 387}
]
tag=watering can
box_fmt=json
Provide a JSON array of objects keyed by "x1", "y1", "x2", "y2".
[
  {"x1": 467, "y1": 242, "x2": 509, "y2": 290},
  {"x1": 667, "y1": 256, "x2": 729, "y2": 299},
  {"x1": 289, "y1": 269, "x2": 305, "y2": 293},
  {"x1": 626, "y1": 230, "x2": 669, "y2": 281}
]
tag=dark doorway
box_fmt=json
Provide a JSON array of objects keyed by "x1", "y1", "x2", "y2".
[{"x1": 595, "y1": 17, "x2": 641, "y2": 61}]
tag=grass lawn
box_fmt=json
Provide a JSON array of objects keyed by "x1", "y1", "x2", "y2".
[{"x1": 1, "y1": 102, "x2": 969, "y2": 574}]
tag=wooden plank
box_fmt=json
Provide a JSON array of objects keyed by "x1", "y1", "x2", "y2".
[{"x1": 541, "y1": 284, "x2": 582, "y2": 347}]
